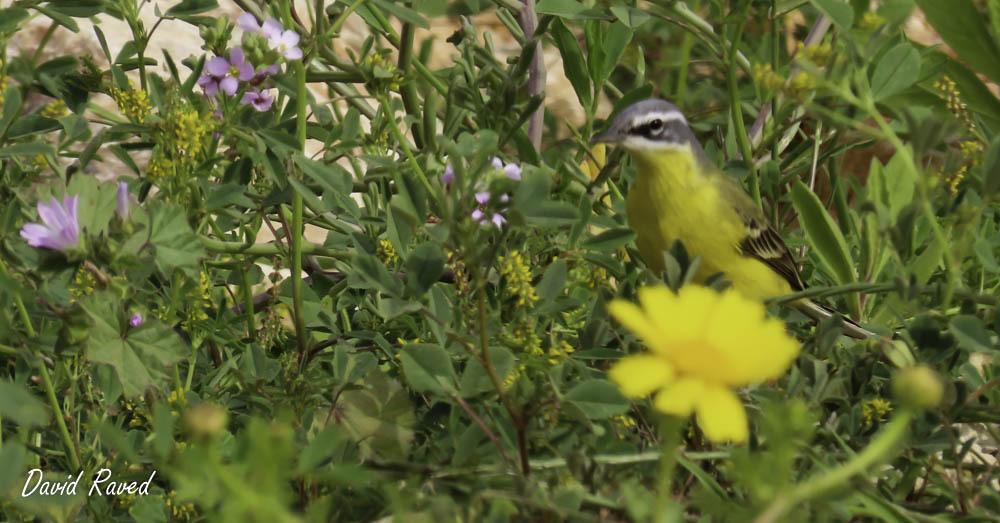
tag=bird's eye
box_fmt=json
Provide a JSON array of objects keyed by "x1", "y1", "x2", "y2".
[{"x1": 648, "y1": 119, "x2": 663, "y2": 131}]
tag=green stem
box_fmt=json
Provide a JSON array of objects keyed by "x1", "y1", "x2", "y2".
[
  {"x1": 727, "y1": 2, "x2": 759, "y2": 208},
  {"x1": 286, "y1": 0, "x2": 308, "y2": 360},
  {"x1": 656, "y1": 415, "x2": 685, "y2": 516},
  {"x1": 199, "y1": 236, "x2": 348, "y2": 261},
  {"x1": 0, "y1": 258, "x2": 80, "y2": 469},
  {"x1": 377, "y1": 93, "x2": 433, "y2": 194},
  {"x1": 753, "y1": 409, "x2": 915, "y2": 523},
  {"x1": 397, "y1": 11, "x2": 424, "y2": 149}
]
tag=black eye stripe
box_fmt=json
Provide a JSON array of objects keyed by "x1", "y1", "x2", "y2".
[{"x1": 631, "y1": 121, "x2": 668, "y2": 138}]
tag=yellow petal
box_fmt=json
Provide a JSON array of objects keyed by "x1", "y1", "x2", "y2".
[
  {"x1": 608, "y1": 299, "x2": 663, "y2": 350},
  {"x1": 652, "y1": 377, "x2": 705, "y2": 417},
  {"x1": 609, "y1": 355, "x2": 674, "y2": 398},
  {"x1": 694, "y1": 386, "x2": 748, "y2": 444}
]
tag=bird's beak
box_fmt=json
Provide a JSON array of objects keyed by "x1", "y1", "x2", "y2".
[{"x1": 590, "y1": 128, "x2": 620, "y2": 145}]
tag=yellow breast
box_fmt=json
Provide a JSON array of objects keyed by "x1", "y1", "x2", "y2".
[{"x1": 625, "y1": 149, "x2": 793, "y2": 300}]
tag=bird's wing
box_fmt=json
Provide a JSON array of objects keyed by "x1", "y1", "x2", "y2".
[
  {"x1": 710, "y1": 168, "x2": 806, "y2": 291},
  {"x1": 736, "y1": 212, "x2": 805, "y2": 291}
]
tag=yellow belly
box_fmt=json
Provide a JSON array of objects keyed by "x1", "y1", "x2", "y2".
[{"x1": 626, "y1": 151, "x2": 793, "y2": 301}]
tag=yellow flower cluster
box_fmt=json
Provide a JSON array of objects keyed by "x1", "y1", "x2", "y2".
[
  {"x1": 146, "y1": 150, "x2": 175, "y2": 183},
  {"x1": 608, "y1": 285, "x2": 800, "y2": 443},
  {"x1": 363, "y1": 52, "x2": 402, "y2": 93},
  {"x1": 935, "y1": 76, "x2": 975, "y2": 132},
  {"x1": 166, "y1": 490, "x2": 196, "y2": 520},
  {"x1": 70, "y1": 268, "x2": 99, "y2": 302},
  {"x1": 941, "y1": 165, "x2": 967, "y2": 195},
  {"x1": 753, "y1": 63, "x2": 785, "y2": 92},
  {"x1": 168, "y1": 107, "x2": 213, "y2": 164},
  {"x1": 547, "y1": 340, "x2": 575, "y2": 365},
  {"x1": 377, "y1": 238, "x2": 399, "y2": 264},
  {"x1": 858, "y1": 11, "x2": 886, "y2": 30},
  {"x1": 796, "y1": 42, "x2": 834, "y2": 67},
  {"x1": 42, "y1": 99, "x2": 68, "y2": 119},
  {"x1": 109, "y1": 82, "x2": 151, "y2": 123},
  {"x1": 754, "y1": 64, "x2": 816, "y2": 101},
  {"x1": 612, "y1": 413, "x2": 637, "y2": 440},
  {"x1": 498, "y1": 250, "x2": 538, "y2": 307},
  {"x1": 862, "y1": 397, "x2": 893, "y2": 427},
  {"x1": 180, "y1": 270, "x2": 213, "y2": 329}
]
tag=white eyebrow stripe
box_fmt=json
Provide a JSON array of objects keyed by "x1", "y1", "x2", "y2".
[{"x1": 632, "y1": 111, "x2": 687, "y2": 127}]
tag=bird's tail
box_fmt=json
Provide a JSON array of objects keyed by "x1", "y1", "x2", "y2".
[{"x1": 795, "y1": 300, "x2": 876, "y2": 340}]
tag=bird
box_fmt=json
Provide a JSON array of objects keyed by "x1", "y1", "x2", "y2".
[{"x1": 591, "y1": 98, "x2": 873, "y2": 339}]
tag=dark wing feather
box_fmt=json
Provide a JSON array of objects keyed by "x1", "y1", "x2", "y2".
[{"x1": 737, "y1": 214, "x2": 805, "y2": 291}]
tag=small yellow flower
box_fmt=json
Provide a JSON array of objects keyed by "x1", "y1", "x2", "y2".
[
  {"x1": 378, "y1": 238, "x2": 399, "y2": 264},
  {"x1": 608, "y1": 285, "x2": 800, "y2": 443},
  {"x1": 580, "y1": 144, "x2": 606, "y2": 180},
  {"x1": 498, "y1": 250, "x2": 538, "y2": 307},
  {"x1": 858, "y1": 11, "x2": 885, "y2": 31}
]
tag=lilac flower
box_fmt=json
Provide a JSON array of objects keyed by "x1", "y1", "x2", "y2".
[
  {"x1": 116, "y1": 181, "x2": 129, "y2": 220},
  {"x1": 475, "y1": 191, "x2": 491, "y2": 205},
  {"x1": 491, "y1": 157, "x2": 503, "y2": 170},
  {"x1": 129, "y1": 313, "x2": 143, "y2": 328},
  {"x1": 503, "y1": 163, "x2": 522, "y2": 180},
  {"x1": 20, "y1": 195, "x2": 80, "y2": 251},
  {"x1": 198, "y1": 48, "x2": 253, "y2": 97},
  {"x1": 241, "y1": 89, "x2": 275, "y2": 112},
  {"x1": 471, "y1": 190, "x2": 506, "y2": 228},
  {"x1": 441, "y1": 163, "x2": 455, "y2": 186},
  {"x1": 237, "y1": 12, "x2": 261, "y2": 33},
  {"x1": 266, "y1": 23, "x2": 303, "y2": 60}
]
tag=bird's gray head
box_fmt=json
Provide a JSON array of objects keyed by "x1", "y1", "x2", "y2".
[{"x1": 591, "y1": 99, "x2": 703, "y2": 155}]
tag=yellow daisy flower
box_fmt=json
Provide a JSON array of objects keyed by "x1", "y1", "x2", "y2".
[{"x1": 608, "y1": 285, "x2": 800, "y2": 443}]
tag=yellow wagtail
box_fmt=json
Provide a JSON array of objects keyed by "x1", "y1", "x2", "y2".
[{"x1": 592, "y1": 98, "x2": 873, "y2": 339}]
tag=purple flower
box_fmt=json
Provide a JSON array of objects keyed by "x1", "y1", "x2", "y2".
[
  {"x1": 441, "y1": 163, "x2": 455, "y2": 186},
  {"x1": 470, "y1": 189, "x2": 506, "y2": 229},
  {"x1": 20, "y1": 195, "x2": 80, "y2": 251},
  {"x1": 237, "y1": 12, "x2": 260, "y2": 33},
  {"x1": 116, "y1": 181, "x2": 129, "y2": 220},
  {"x1": 241, "y1": 89, "x2": 275, "y2": 112},
  {"x1": 491, "y1": 157, "x2": 503, "y2": 170},
  {"x1": 475, "y1": 191, "x2": 491, "y2": 205},
  {"x1": 489, "y1": 213, "x2": 506, "y2": 228},
  {"x1": 129, "y1": 313, "x2": 143, "y2": 328},
  {"x1": 503, "y1": 163, "x2": 522, "y2": 180},
  {"x1": 199, "y1": 48, "x2": 253, "y2": 97},
  {"x1": 263, "y1": 20, "x2": 303, "y2": 60}
]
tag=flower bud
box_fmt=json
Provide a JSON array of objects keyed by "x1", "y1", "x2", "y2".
[
  {"x1": 184, "y1": 402, "x2": 229, "y2": 438},
  {"x1": 892, "y1": 365, "x2": 944, "y2": 410}
]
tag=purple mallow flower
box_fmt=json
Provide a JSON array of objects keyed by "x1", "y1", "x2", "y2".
[
  {"x1": 241, "y1": 89, "x2": 275, "y2": 112},
  {"x1": 199, "y1": 47, "x2": 253, "y2": 97},
  {"x1": 20, "y1": 195, "x2": 80, "y2": 251},
  {"x1": 116, "y1": 181, "x2": 129, "y2": 220},
  {"x1": 129, "y1": 313, "x2": 143, "y2": 328}
]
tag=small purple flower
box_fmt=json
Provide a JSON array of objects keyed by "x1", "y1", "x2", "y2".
[
  {"x1": 470, "y1": 189, "x2": 506, "y2": 229},
  {"x1": 489, "y1": 213, "x2": 506, "y2": 228},
  {"x1": 475, "y1": 191, "x2": 491, "y2": 205},
  {"x1": 267, "y1": 24, "x2": 303, "y2": 60},
  {"x1": 241, "y1": 89, "x2": 275, "y2": 112},
  {"x1": 199, "y1": 48, "x2": 253, "y2": 97},
  {"x1": 237, "y1": 12, "x2": 260, "y2": 33},
  {"x1": 261, "y1": 19, "x2": 283, "y2": 39},
  {"x1": 129, "y1": 313, "x2": 143, "y2": 328},
  {"x1": 491, "y1": 157, "x2": 503, "y2": 170},
  {"x1": 20, "y1": 195, "x2": 80, "y2": 251},
  {"x1": 503, "y1": 163, "x2": 522, "y2": 180},
  {"x1": 116, "y1": 181, "x2": 129, "y2": 220},
  {"x1": 441, "y1": 163, "x2": 455, "y2": 185}
]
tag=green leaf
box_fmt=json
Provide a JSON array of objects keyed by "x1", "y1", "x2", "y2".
[
  {"x1": 0, "y1": 380, "x2": 50, "y2": 427},
  {"x1": 148, "y1": 202, "x2": 206, "y2": 276},
  {"x1": 601, "y1": 22, "x2": 633, "y2": 84},
  {"x1": 949, "y1": 315, "x2": 994, "y2": 352},
  {"x1": 0, "y1": 85, "x2": 22, "y2": 136},
  {"x1": 352, "y1": 253, "x2": 404, "y2": 297},
  {"x1": 459, "y1": 346, "x2": 516, "y2": 397},
  {"x1": 915, "y1": 0, "x2": 1000, "y2": 85},
  {"x1": 372, "y1": 0, "x2": 428, "y2": 28},
  {"x1": 790, "y1": 181, "x2": 857, "y2": 286},
  {"x1": 0, "y1": 8, "x2": 29, "y2": 33},
  {"x1": 583, "y1": 228, "x2": 636, "y2": 251},
  {"x1": 297, "y1": 425, "x2": 349, "y2": 474},
  {"x1": 0, "y1": 143, "x2": 55, "y2": 158},
  {"x1": 609, "y1": 6, "x2": 651, "y2": 28},
  {"x1": 337, "y1": 369, "x2": 415, "y2": 461},
  {"x1": 67, "y1": 174, "x2": 117, "y2": 236},
  {"x1": 536, "y1": 259, "x2": 567, "y2": 301},
  {"x1": 398, "y1": 344, "x2": 457, "y2": 394},
  {"x1": 406, "y1": 242, "x2": 446, "y2": 297},
  {"x1": 165, "y1": 0, "x2": 218, "y2": 17},
  {"x1": 550, "y1": 19, "x2": 592, "y2": 108},
  {"x1": 809, "y1": 0, "x2": 854, "y2": 29},
  {"x1": 564, "y1": 380, "x2": 628, "y2": 419},
  {"x1": 81, "y1": 294, "x2": 188, "y2": 398},
  {"x1": 0, "y1": 443, "x2": 27, "y2": 494},
  {"x1": 6, "y1": 115, "x2": 61, "y2": 138},
  {"x1": 982, "y1": 136, "x2": 1000, "y2": 197},
  {"x1": 870, "y1": 43, "x2": 920, "y2": 101},
  {"x1": 536, "y1": 0, "x2": 608, "y2": 19}
]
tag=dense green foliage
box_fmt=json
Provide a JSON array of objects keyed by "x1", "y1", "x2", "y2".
[{"x1": 0, "y1": 0, "x2": 998, "y2": 521}]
